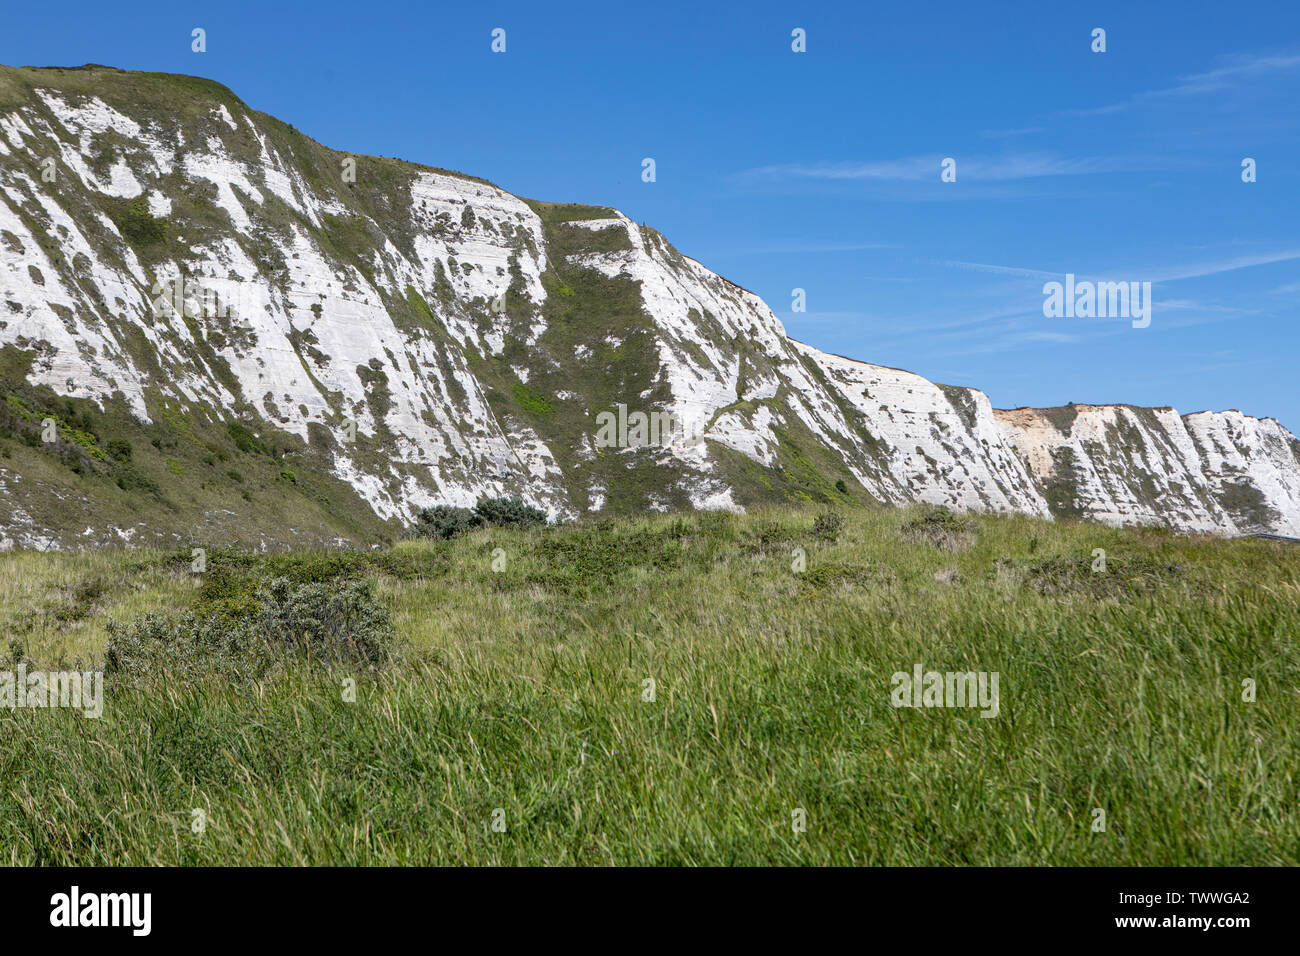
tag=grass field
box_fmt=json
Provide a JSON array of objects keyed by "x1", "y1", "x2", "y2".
[{"x1": 0, "y1": 504, "x2": 1296, "y2": 865}]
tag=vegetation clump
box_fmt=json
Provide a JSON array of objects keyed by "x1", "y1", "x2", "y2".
[
  {"x1": 105, "y1": 575, "x2": 396, "y2": 680},
  {"x1": 105, "y1": 196, "x2": 167, "y2": 248},
  {"x1": 412, "y1": 504, "x2": 480, "y2": 540},
  {"x1": 473, "y1": 495, "x2": 548, "y2": 529},
  {"x1": 1043, "y1": 447, "x2": 1086, "y2": 519},
  {"x1": 811, "y1": 511, "x2": 843, "y2": 541},
  {"x1": 901, "y1": 507, "x2": 976, "y2": 551},
  {"x1": 1217, "y1": 480, "x2": 1279, "y2": 530},
  {"x1": 1021, "y1": 554, "x2": 1185, "y2": 599},
  {"x1": 512, "y1": 383, "x2": 555, "y2": 415},
  {"x1": 410, "y1": 495, "x2": 547, "y2": 540}
]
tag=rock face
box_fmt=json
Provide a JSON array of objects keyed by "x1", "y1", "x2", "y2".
[
  {"x1": 995, "y1": 405, "x2": 1300, "y2": 536},
  {"x1": 0, "y1": 64, "x2": 1297, "y2": 549}
]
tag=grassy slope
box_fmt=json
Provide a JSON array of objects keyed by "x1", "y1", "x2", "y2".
[{"x1": 1, "y1": 504, "x2": 1296, "y2": 865}]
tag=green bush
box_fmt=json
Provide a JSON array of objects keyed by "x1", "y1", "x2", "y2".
[
  {"x1": 413, "y1": 504, "x2": 479, "y2": 540},
  {"x1": 104, "y1": 610, "x2": 267, "y2": 682},
  {"x1": 112, "y1": 462, "x2": 160, "y2": 494},
  {"x1": 106, "y1": 196, "x2": 166, "y2": 247},
  {"x1": 410, "y1": 496, "x2": 548, "y2": 540},
  {"x1": 1020, "y1": 555, "x2": 1185, "y2": 599},
  {"x1": 105, "y1": 576, "x2": 396, "y2": 681},
  {"x1": 474, "y1": 496, "x2": 547, "y2": 529},
  {"x1": 811, "y1": 511, "x2": 843, "y2": 541},
  {"x1": 105, "y1": 438, "x2": 133, "y2": 461},
  {"x1": 901, "y1": 507, "x2": 975, "y2": 552},
  {"x1": 512, "y1": 383, "x2": 555, "y2": 415},
  {"x1": 226, "y1": 420, "x2": 267, "y2": 455},
  {"x1": 0, "y1": 637, "x2": 31, "y2": 668},
  {"x1": 258, "y1": 577, "x2": 394, "y2": 665}
]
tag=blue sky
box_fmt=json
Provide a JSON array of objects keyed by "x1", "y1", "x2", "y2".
[{"x1": 4, "y1": 0, "x2": 1299, "y2": 429}]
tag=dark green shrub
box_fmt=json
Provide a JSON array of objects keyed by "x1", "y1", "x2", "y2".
[
  {"x1": 106, "y1": 196, "x2": 166, "y2": 247},
  {"x1": 901, "y1": 507, "x2": 975, "y2": 552},
  {"x1": 226, "y1": 420, "x2": 267, "y2": 455},
  {"x1": 105, "y1": 576, "x2": 397, "y2": 681},
  {"x1": 1022, "y1": 555, "x2": 1185, "y2": 599},
  {"x1": 512, "y1": 383, "x2": 555, "y2": 415},
  {"x1": 0, "y1": 637, "x2": 31, "y2": 668},
  {"x1": 194, "y1": 563, "x2": 263, "y2": 623},
  {"x1": 53, "y1": 577, "x2": 105, "y2": 623},
  {"x1": 410, "y1": 496, "x2": 548, "y2": 540},
  {"x1": 112, "y1": 462, "x2": 160, "y2": 494},
  {"x1": 474, "y1": 496, "x2": 547, "y2": 529},
  {"x1": 257, "y1": 577, "x2": 394, "y2": 666},
  {"x1": 105, "y1": 438, "x2": 132, "y2": 461},
  {"x1": 104, "y1": 611, "x2": 269, "y2": 681},
  {"x1": 811, "y1": 511, "x2": 843, "y2": 541},
  {"x1": 413, "y1": 504, "x2": 480, "y2": 540}
]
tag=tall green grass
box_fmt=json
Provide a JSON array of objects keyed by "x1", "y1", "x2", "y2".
[{"x1": 1, "y1": 505, "x2": 1296, "y2": 864}]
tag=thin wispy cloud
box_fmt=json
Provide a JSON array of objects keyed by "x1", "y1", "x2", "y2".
[
  {"x1": 1064, "y1": 52, "x2": 1300, "y2": 116},
  {"x1": 1148, "y1": 249, "x2": 1300, "y2": 282},
  {"x1": 938, "y1": 249, "x2": 1300, "y2": 285},
  {"x1": 941, "y1": 260, "x2": 1058, "y2": 280},
  {"x1": 708, "y1": 241, "x2": 895, "y2": 258},
  {"x1": 740, "y1": 152, "x2": 1167, "y2": 184},
  {"x1": 980, "y1": 126, "x2": 1045, "y2": 139},
  {"x1": 1019, "y1": 331, "x2": 1082, "y2": 344},
  {"x1": 932, "y1": 326, "x2": 1124, "y2": 358},
  {"x1": 1155, "y1": 299, "x2": 1256, "y2": 316}
]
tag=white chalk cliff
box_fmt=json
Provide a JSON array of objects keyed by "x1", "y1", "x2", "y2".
[{"x1": 0, "y1": 65, "x2": 1296, "y2": 548}]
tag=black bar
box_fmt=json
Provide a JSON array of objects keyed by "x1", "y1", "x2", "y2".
[{"x1": 3, "y1": 866, "x2": 1279, "y2": 943}]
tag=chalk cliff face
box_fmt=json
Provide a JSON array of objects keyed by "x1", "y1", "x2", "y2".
[
  {"x1": 994, "y1": 405, "x2": 1300, "y2": 536},
  {"x1": 0, "y1": 64, "x2": 1296, "y2": 550}
]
